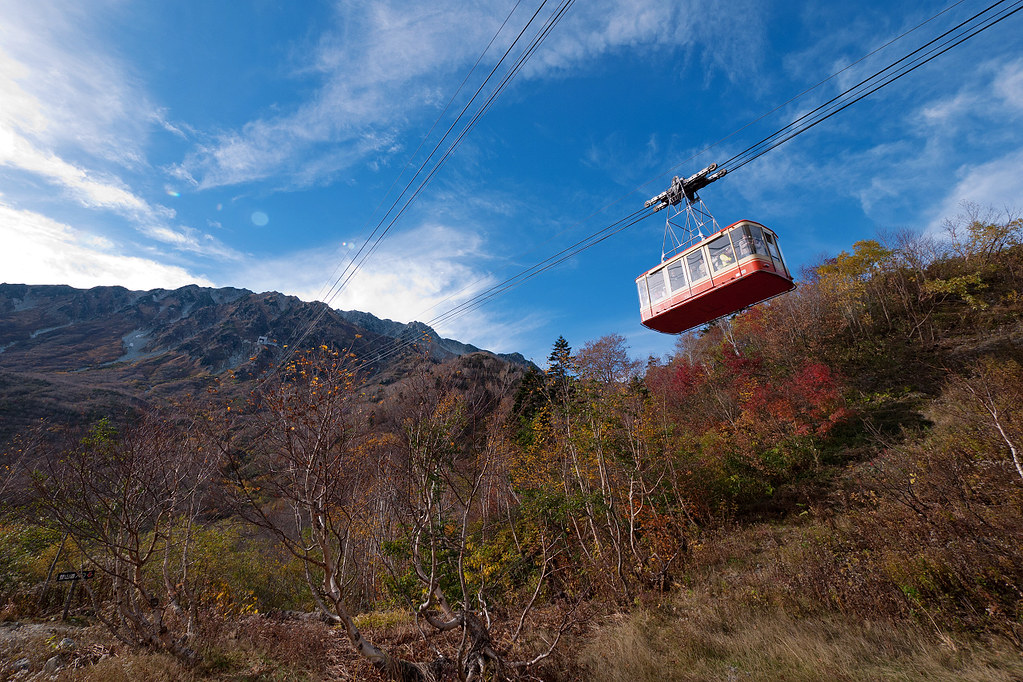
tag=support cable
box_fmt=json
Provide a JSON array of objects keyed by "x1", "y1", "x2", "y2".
[
  {"x1": 356, "y1": 0, "x2": 1023, "y2": 365},
  {"x1": 719, "y1": 0, "x2": 1021, "y2": 173},
  {"x1": 261, "y1": 0, "x2": 1021, "y2": 374},
  {"x1": 255, "y1": 0, "x2": 574, "y2": 389}
]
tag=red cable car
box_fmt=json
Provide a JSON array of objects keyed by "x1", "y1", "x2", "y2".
[
  {"x1": 636, "y1": 219, "x2": 796, "y2": 334},
  {"x1": 635, "y1": 163, "x2": 796, "y2": 334}
]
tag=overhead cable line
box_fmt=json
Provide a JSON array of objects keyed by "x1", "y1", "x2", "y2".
[
  {"x1": 357, "y1": 0, "x2": 1022, "y2": 366},
  {"x1": 318, "y1": 0, "x2": 564, "y2": 308},
  {"x1": 654, "y1": 0, "x2": 971, "y2": 186},
  {"x1": 283, "y1": 1, "x2": 557, "y2": 343},
  {"x1": 255, "y1": 0, "x2": 575, "y2": 388},
  {"x1": 309, "y1": 0, "x2": 528, "y2": 308},
  {"x1": 323, "y1": 0, "x2": 577, "y2": 304},
  {"x1": 334, "y1": 0, "x2": 979, "y2": 366},
  {"x1": 358, "y1": 206, "x2": 659, "y2": 369},
  {"x1": 647, "y1": 0, "x2": 1023, "y2": 211},
  {"x1": 718, "y1": 0, "x2": 1023, "y2": 174}
]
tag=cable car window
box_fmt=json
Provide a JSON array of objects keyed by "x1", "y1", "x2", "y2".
[
  {"x1": 708, "y1": 235, "x2": 736, "y2": 272},
  {"x1": 647, "y1": 270, "x2": 667, "y2": 302},
  {"x1": 667, "y1": 260, "x2": 687, "y2": 292},
  {"x1": 637, "y1": 279, "x2": 649, "y2": 309},
  {"x1": 732, "y1": 226, "x2": 754, "y2": 259},
  {"x1": 764, "y1": 231, "x2": 782, "y2": 260},
  {"x1": 748, "y1": 223, "x2": 769, "y2": 256},
  {"x1": 687, "y1": 250, "x2": 708, "y2": 282}
]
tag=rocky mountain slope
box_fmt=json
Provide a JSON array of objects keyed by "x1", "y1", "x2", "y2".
[
  {"x1": 336, "y1": 309, "x2": 529, "y2": 366},
  {"x1": 0, "y1": 283, "x2": 529, "y2": 443}
]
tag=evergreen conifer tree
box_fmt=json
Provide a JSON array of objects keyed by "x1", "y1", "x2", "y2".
[{"x1": 547, "y1": 335, "x2": 572, "y2": 383}]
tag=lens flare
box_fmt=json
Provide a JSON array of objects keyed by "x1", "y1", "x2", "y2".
[{"x1": 251, "y1": 211, "x2": 269, "y2": 226}]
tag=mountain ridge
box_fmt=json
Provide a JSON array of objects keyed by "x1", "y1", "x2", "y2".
[
  {"x1": 335, "y1": 308, "x2": 530, "y2": 367},
  {"x1": 0, "y1": 283, "x2": 529, "y2": 368},
  {"x1": 0, "y1": 282, "x2": 531, "y2": 443}
]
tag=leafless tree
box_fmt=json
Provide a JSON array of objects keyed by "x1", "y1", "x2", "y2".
[
  {"x1": 224, "y1": 348, "x2": 570, "y2": 681},
  {"x1": 946, "y1": 359, "x2": 1023, "y2": 484},
  {"x1": 575, "y1": 334, "x2": 641, "y2": 387},
  {"x1": 218, "y1": 347, "x2": 420, "y2": 676},
  {"x1": 32, "y1": 410, "x2": 216, "y2": 665},
  {"x1": 384, "y1": 366, "x2": 570, "y2": 681},
  {"x1": 943, "y1": 201, "x2": 1023, "y2": 265}
]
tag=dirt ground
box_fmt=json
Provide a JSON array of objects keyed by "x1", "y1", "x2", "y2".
[{"x1": 0, "y1": 621, "x2": 106, "y2": 680}]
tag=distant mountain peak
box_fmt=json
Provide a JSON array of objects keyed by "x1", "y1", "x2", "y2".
[{"x1": 335, "y1": 308, "x2": 531, "y2": 367}]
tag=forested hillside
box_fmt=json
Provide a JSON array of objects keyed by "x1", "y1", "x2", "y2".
[{"x1": 2, "y1": 207, "x2": 1022, "y2": 680}]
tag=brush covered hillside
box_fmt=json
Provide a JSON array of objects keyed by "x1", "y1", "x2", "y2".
[
  {"x1": 0, "y1": 283, "x2": 530, "y2": 445},
  {"x1": 2, "y1": 209, "x2": 1023, "y2": 681}
]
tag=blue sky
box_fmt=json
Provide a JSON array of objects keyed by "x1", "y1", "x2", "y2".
[{"x1": 1, "y1": 1, "x2": 1021, "y2": 365}]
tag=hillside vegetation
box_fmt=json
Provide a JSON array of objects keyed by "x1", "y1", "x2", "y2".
[{"x1": 2, "y1": 206, "x2": 1022, "y2": 680}]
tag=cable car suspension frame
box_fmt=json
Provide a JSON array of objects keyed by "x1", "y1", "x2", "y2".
[{"x1": 645, "y1": 162, "x2": 728, "y2": 262}]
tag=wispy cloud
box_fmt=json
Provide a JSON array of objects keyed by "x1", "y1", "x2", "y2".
[
  {"x1": 0, "y1": 127, "x2": 160, "y2": 217},
  {"x1": 875, "y1": 56, "x2": 1023, "y2": 227},
  {"x1": 0, "y1": 1, "x2": 154, "y2": 166},
  {"x1": 513, "y1": 0, "x2": 766, "y2": 84},
  {"x1": 138, "y1": 224, "x2": 245, "y2": 261},
  {"x1": 233, "y1": 222, "x2": 493, "y2": 314},
  {"x1": 223, "y1": 220, "x2": 541, "y2": 352},
  {"x1": 0, "y1": 202, "x2": 212, "y2": 290},
  {"x1": 176, "y1": 1, "x2": 508, "y2": 189},
  {"x1": 733, "y1": 52, "x2": 1023, "y2": 231},
  {"x1": 0, "y1": 0, "x2": 241, "y2": 266},
  {"x1": 177, "y1": 0, "x2": 768, "y2": 190},
  {"x1": 994, "y1": 58, "x2": 1023, "y2": 109},
  {"x1": 927, "y1": 148, "x2": 1023, "y2": 234}
]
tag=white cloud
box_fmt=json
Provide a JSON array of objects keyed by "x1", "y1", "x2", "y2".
[
  {"x1": 237, "y1": 222, "x2": 494, "y2": 315},
  {"x1": 920, "y1": 92, "x2": 977, "y2": 126},
  {"x1": 0, "y1": 203, "x2": 212, "y2": 290},
  {"x1": 0, "y1": 0, "x2": 231, "y2": 265},
  {"x1": 225, "y1": 220, "x2": 541, "y2": 352},
  {"x1": 179, "y1": 0, "x2": 767, "y2": 189},
  {"x1": 521, "y1": 0, "x2": 765, "y2": 82},
  {"x1": 176, "y1": 1, "x2": 508, "y2": 189},
  {"x1": 0, "y1": 1, "x2": 154, "y2": 166},
  {"x1": 0, "y1": 126, "x2": 156, "y2": 216},
  {"x1": 137, "y1": 223, "x2": 245, "y2": 261},
  {"x1": 0, "y1": 125, "x2": 241, "y2": 262},
  {"x1": 993, "y1": 58, "x2": 1023, "y2": 111},
  {"x1": 927, "y1": 148, "x2": 1023, "y2": 234},
  {"x1": 742, "y1": 52, "x2": 1023, "y2": 232}
]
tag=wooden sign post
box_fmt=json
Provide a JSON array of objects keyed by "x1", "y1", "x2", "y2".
[{"x1": 58, "y1": 569, "x2": 94, "y2": 620}]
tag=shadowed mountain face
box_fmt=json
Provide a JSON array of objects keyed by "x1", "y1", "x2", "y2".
[{"x1": 0, "y1": 283, "x2": 529, "y2": 443}]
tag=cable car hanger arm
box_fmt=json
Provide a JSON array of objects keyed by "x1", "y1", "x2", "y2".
[{"x1": 645, "y1": 162, "x2": 728, "y2": 211}]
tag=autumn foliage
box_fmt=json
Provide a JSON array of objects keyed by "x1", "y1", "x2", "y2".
[{"x1": 3, "y1": 207, "x2": 1023, "y2": 678}]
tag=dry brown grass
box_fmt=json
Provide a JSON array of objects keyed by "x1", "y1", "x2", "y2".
[
  {"x1": 240, "y1": 617, "x2": 332, "y2": 666},
  {"x1": 53, "y1": 652, "x2": 191, "y2": 682},
  {"x1": 569, "y1": 513, "x2": 1023, "y2": 682},
  {"x1": 1, "y1": 616, "x2": 341, "y2": 681},
  {"x1": 579, "y1": 594, "x2": 1023, "y2": 682},
  {"x1": 3, "y1": 598, "x2": 1020, "y2": 682},
  {"x1": 0, "y1": 622, "x2": 126, "y2": 681}
]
